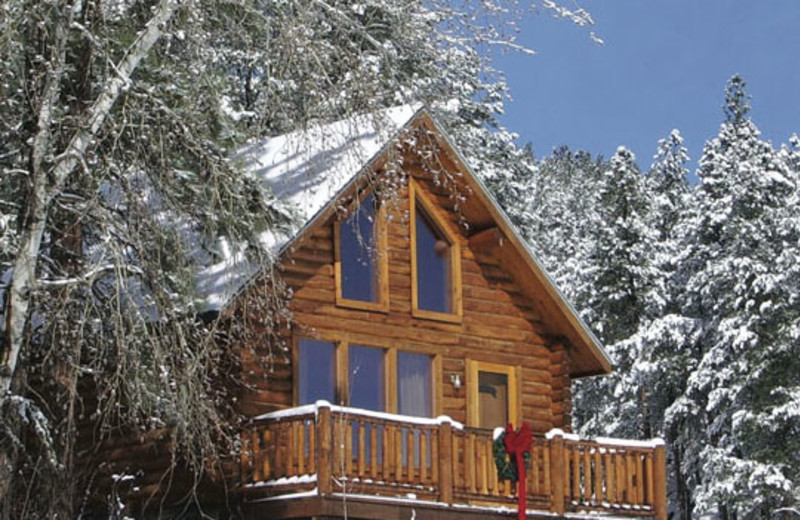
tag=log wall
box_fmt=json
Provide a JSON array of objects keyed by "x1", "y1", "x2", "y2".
[{"x1": 238, "y1": 173, "x2": 572, "y2": 434}]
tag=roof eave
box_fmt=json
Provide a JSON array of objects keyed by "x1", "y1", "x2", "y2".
[{"x1": 413, "y1": 111, "x2": 613, "y2": 377}]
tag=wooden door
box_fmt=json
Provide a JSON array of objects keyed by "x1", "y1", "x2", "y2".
[{"x1": 466, "y1": 360, "x2": 520, "y2": 430}]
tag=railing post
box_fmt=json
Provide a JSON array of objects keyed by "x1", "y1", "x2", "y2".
[
  {"x1": 240, "y1": 430, "x2": 251, "y2": 485},
  {"x1": 437, "y1": 419, "x2": 453, "y2": 504},
  {"x1": 653, "y1": 441, "x2": 667, "y2": 520},
  {"x1": 317, "y1": 404, "x2": 332, "y2": 496},
  {"x1": 549, "y1": 430, "x2": 566, "y2": 515}
]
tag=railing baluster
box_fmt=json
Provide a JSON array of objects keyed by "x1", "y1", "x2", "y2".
[
  {"x1": 395, "y1": 427, "x2": 403, "y2": 482},
  {"x1": 604, "y1": 450, "x2": 613, "y2": 504},
  {"x1": 582, "y1": 444, "x2": 591, "y2": 503},
  {"x1": 420, "y1": 430, "x2": 428, "y2": 484},
  {"x1": 345, "y1": 422, "x2": 354, "y2": 476},
  {"x1": 406, "y1": 428, "x2": 414, "y2": 483},
  {"x1": 332, "y1": 418, "x2": 343, "y2": 479},
  {"x1": 275, "y1": 423, "x2": 285, "y2": 477},
  {"x1": 627, "y1": 451, "x2": 635, "y2": 505},
  {"x1": 308, "y1": 420, "x2": 316, "y2": 475},
  {"x1": 631, "y1": 451, "x2": 643, "y2": 505},
  {"x1": 370, "y1": 423, "x2": 378, "y2": 479},
  {"x1": 431, "y1": 429, "x2": 439, "y2": 487},
  {"x1": 248, "y1": 429, "x2": 259, "y2": 483},
  {"x1": 594, "y1": 446, "x2": 603, "y2": 505},
  {"x1": 529, "y1": 444, "x2": 538, "y2": 495},
  {"x1": 645, "y1": 451, "x2": 654, "y2": 505},
  {"x1": 358, "y1": 421, "x2": 366, "y2": 477},
  {"x1": 295, "y1": 421, "x2": 304, "y2": 475},
  {"x1": 485, "y1": 439, "x2": 496, "y2": 496},
  {"x1": 383, "y1": 424, "x2": 392, "y2": 481},
  {"x1": 617, "y1": 449, "x2": 627, "y2": 504},
  {"x1": 572, "y1": 444, "x2": 580, "y2": 501},
  {"x1": 543, "y1": 441, "x2": 551, "y2": 498},
  {"x1": 480, "y1": 436, "x2": 490, "y2": 495},
  {"x1": 466, "y1": 432, "x2": 476, "y2": 494},
  {"x1": 451, "y1": 433, "x2": 461, "y2": 493},
  {"x1": 637, "y1": 451, "x2": 645, "y2": 505}
]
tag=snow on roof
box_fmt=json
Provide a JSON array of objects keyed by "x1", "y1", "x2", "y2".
[{"x1": 195, "y1": 104, "x2": 422, "y2": 310}]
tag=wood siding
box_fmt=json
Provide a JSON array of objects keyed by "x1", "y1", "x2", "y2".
[{"x1": 237, "y1": 172, "x2": 571, "y2": 434}]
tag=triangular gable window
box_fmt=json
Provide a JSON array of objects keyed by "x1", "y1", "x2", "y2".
[
  {"x1": 335, "y1": 191, "x2": 389, "y2": 311},
  {"x1": 410, "y1": 179, "x2": 462, "y2": 322}
]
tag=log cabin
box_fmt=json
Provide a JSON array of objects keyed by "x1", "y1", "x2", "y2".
[{"x1": 100, "y1": 106, "x2": 668, "y2": 518}]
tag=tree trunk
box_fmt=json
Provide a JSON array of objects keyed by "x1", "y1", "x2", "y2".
[
  {"x1": 0, "y1": 0, "x2": 186, "y2": 505},
  {"x1": 673, "y1": 444, "x2": 691, "y2": 520}
]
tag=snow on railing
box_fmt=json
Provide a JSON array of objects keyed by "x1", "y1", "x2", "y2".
[{"x1": 241, "y1": 405, "x2": 667, "y2": 519}]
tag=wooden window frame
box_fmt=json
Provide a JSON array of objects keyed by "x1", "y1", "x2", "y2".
[
  {"x1": 409, "y1": 179, "x2": 463, "y2": 323},
  {"x1": 293, "y1": 333, "x2": 442, "y2": 417},
  {"x1": 334, "y1": 190, "x2": 390, "y2": 312},
  {"x1": 466, "y1": 359, "x2": 520, "y2": 429}
]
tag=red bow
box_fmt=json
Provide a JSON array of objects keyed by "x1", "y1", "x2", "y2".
[{"x1": 503, "y1": 422, "x2": 532, "y2": 520}]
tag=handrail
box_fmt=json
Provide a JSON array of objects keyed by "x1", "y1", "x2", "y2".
[{"x1": 240, "y1": 404, "x2": 667, "y2": 519}]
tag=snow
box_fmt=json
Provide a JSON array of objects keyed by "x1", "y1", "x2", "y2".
[
  {"x1": 247, "y1": 487, "x2": 319, "y2": 503},
  {"x1": 545, "y1": 428, "x2": 580, "y2": 441},
  {"x1": 253, "y1": 401, "x2": 464, "y2": 430},
  {"x1": 195, "y1": 104, "x2": 421, "y2": 310},
  {"x1": 545, "y1": 428, "x2": 662, "y2": 449},
  {"x1": 593, "y1": 436, "x2": 665, "y2": 449},
  {"x1": 253, "y1": 403, "x2": 317, "y2": 421},
  {"x1": 245, "y1": 474, "x2": 317, "y2": 488}
]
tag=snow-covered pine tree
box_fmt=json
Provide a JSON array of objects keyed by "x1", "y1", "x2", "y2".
[
  {"x1": 638, "y1": 129, "x2": 699, "y2": 518},
  {"x1": 571, "y1": 146, "x2": 662, "y2": 440},
  {"x1": 670, "y1": 75, "x2": 800, "y2": 518}
]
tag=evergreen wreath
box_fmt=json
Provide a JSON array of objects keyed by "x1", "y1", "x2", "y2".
[{"x1": 493, "y1": 431, "x2": 532, "y2": 483}]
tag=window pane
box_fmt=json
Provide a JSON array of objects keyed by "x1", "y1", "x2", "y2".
[
  {"x1": 397, "y1": 351, "x2": 432, "y2": 417},
  {"x1": 340, "y1": 193, "x2": 378, "y2": 302},
  {"x1": 478, "y1": 371, "x2": 508, "y2": 429},
  {"x1": 415, "y1": 207, "x2": 451, "y2": 313},
  {"x1": 348, "y1": 345, "x2": 385, "y2": 411},
  {"x1": 298, "y1": 339, "x2": 336, "y2": 405}
]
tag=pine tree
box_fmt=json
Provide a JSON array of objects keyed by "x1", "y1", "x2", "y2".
[
  {"x1": 571, "y1": 147, "x2": 663, "y2": 440},
  {"x1": 671, "y1": 76, "x2": 800, "y2": 517}
]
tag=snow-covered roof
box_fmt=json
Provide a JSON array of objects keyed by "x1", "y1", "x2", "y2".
[
  {"x1": 193, "y1": 104, "x2": 610, "y2": 376},
  {"x1": 195, "y1": 104, "x2": 421, "y2": 310}
]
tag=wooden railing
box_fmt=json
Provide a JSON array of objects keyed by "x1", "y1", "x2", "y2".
[{"x1": 240, "y1": 403, "x2": 666, "y2": 519}]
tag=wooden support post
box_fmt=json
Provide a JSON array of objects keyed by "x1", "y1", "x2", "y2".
[
  {"x1": 240, "y1": 431, "x2": 252, "y2": 484},
  {"x1": 317, "y1": 405, "x2": 332, "y2": 496},
  {"x1": 549, "y1": 432, "x2": 566, "y2": 516},
  {"x1": 438, "y1": 420, "x2": 453, "y2": 504},
  {"x1": 653, "y1": 442, "x2": 668, "y2": 520}
]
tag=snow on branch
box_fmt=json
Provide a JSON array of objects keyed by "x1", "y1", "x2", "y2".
[{"x1": 38, "y1": 264, "x2": 144, "y2": 287}]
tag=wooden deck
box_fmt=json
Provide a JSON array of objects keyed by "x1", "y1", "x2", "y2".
[{"x1": 238, "y1": 403, "x2": 667, "y2": 519}]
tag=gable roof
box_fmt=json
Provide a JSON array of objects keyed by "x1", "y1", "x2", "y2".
[
  {"x1": 200, "y1": 105, "x2": 612, "y2": 377},
  {"x1": 196, "y1": 105, "x2": 419, "y2": 309}
]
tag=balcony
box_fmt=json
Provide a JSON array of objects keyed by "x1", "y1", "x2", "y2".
[{"x1": 238, "y1": 403, "x2": 667, "y2": 519}]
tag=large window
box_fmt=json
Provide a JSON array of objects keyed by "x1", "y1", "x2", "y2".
[
  {"x1": 335, "y1": 192, "x2": 389, "y2": 311},
  {"x1": 397, "y1": 351, "x2": 432, "y2": 417},
  {"x1": 295, "y1": 337, "x2": 438, "y2": 417},
  {"x1": 410, "y1": 180, "x2": 462, "y2": 322},
  {"x1": 297, "y1": 338, "x2": 337, "y2": 405},
  {"x1": 348, "y1": 345, "x2": 386, "y2": 412}
]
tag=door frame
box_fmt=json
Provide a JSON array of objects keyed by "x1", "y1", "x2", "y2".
[{"x1": 466, "y1": 359, "x2": 521, "y2": 429}]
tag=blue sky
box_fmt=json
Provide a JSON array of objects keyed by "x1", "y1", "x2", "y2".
[{"x1": 493, "y1": 1, "x2": 800, "y2": 170}]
